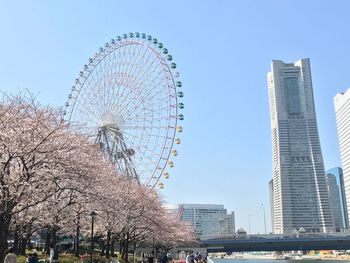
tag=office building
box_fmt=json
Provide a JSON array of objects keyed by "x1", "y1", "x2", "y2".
[
  {"x1": 326, "y1": 173, "x2": 344, "y2": 231},
  {"x1": 334, "y1": 88, "x2": 350, "y2": 228},
  {"x1": 165, "y1": 204, "x2": 235, "y2": 240},
  {"x1": 267, "y1": 58, "x2": 334, "y2": 234},
  {"x1": 326, "y1": 167, "x2": 348, "y2": 229}
]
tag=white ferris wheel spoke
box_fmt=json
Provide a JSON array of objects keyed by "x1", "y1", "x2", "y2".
[{"x1": 105, "y1": 127, "x2": 159, "y2": 179}]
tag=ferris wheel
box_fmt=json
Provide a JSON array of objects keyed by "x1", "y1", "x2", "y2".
[{"x1": 64, "y1": 32, "x2": 184, "y2": 189}]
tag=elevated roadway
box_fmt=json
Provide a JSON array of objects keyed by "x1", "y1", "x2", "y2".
[{"x1": 203, "y1": 235, "x2": 350, "y2": 252}]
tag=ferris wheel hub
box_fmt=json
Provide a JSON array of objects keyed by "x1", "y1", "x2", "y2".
[{"x1": 99, "y1": 112, "x2": 121, "y2": 130}]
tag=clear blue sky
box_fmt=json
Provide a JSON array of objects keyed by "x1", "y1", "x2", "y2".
[{"x1": 1, "y1": 0, "x2": 349, "y2": 234}]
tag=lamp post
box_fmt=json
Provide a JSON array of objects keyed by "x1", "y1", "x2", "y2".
[
  {"x1": 90, "y1": 211, "x2": 97, "y2": 263},
  {"x1": 248, "y1": 214, "x2": 251, "y2": 235},
  {"x1": 261, "y1": 203, "x2": 267, "y2": 234}
]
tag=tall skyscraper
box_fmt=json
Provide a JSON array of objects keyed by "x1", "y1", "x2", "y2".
[
  {"x1": 326, "y1": 167, "x2": 348, "y2": 229},
  {"x1": 334, "y1": 88, "x2": 350, "y2": 227},
  {"x1": 267, "y1": 58, "x2": 334, "y2": 234}
]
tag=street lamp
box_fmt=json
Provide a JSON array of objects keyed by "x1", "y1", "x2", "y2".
[
  {"x1": 90, "y1": 211, "x2": 97, "y2": 263},
  {"x1": 261, "y1": 203, "x2": 267, "y2": 234},
  {"x1": 248, "y1": 214, "x2": 251, "y2": 235}
]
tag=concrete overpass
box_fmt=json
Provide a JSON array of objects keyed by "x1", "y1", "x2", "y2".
[{"x1": 203, "y1": 235, "x2": 350, "y2": 252}]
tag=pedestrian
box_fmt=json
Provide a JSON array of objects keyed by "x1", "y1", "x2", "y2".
[
  {"x1": 26, "y1": 253, "x2": 33, "y2": 263},
  {"x1": 29, "y1": 251, "x2": 39, "y2": 263},
  {"x1": 203, "y1": 252, "x2": 208, "y2": 263},
  {"x1": 49, "y1": 244, "x2": 55, "y2": 263},
  {"x1": 161, "y1": 253, "x2": 168, "y2": 263},
  {"x1": 148, "y1": 253, "x2": 154, "y2": 263},
  {"x1": 4, "y1": 247, "x2": 17, "y2": 263},
  {"x1": 53, "y1": 244, "x2": 59, "y2": 263},
  {"x1": 157, "y1": 250, "x2": 163, "y2": 263},
  {"x1": 185, "y1": 252, "x2": 192, "y2": 263},
  {"x1": 190, "y1": 252, "x2": 195, "y2": 263},
  {"x1": 111, "y1": 255, "x2": 118, "y2": 263}
]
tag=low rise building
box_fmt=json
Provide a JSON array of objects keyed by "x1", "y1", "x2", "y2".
[{"x1": 165, "y1": 203, "x2": 235, "y2": 240}]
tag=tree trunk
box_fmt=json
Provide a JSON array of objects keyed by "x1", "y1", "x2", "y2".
[
  {"x1": 111, "y1": 239, "x2": 115, "y2": 258},
  {"x1": 133, "y1": 240, "x2": 136, "y2": 263},
  {"x1": 13, "y1": 224, "x2": 19, "y2": 254},
  {"x1": 45, "y1": 228, "x2": 51, "y2": 255},
  {"x1": 26, "y1": 230, "x2": 32, "y2": 250},
  {"x1": 52, "y1": 227, "x2": 57, "y2": 247},
  {"x1": 100, "y1": 242, "x2": 105, "y2": 256},
  {"x1": 72, "y1": 237, "x2": 76, "y2": 253},
  {"x1": 20, "y1": 236, "x2": 27, "y2": 256},
  {"x1": 0, "y1": 217, "x2": 10, "y2": 263},
  {"x1": 119, "y1": 240, "x2": 124, "y2": 258},
  {"x1": 124, "y1": 232, "x2": 129, "y2": 262},
  {"x1": 75, "y1": 214, "x2": 80, "y2": 257},
  {"x1": 106, "y1": 231, "x2": 111, "y2": 259},
  {"x1": 120, "y1": 240, "x2": 124, "y2": 259}
]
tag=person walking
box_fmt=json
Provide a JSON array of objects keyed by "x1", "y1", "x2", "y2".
[
  {"x1": 53, "y1": 244, "x2": 59, "y2": 263},
  {"x1": 148, "y1": 252, "x2": 154, "y2": 263},
  {"x1": 49, "y1": 244, "x2": 55, "y2": 263},
  {"x1": 185, "y1": 252, "x2": 192, "y2": 263},
  {"x1": 4, "y1": 247, "x2": 17, "y2": 263},
  {"x1": 29, "y1": 251, "x2": 39, "y2": 263},
  {"x1": 161, "y1": 253, "x2": 168, "y2": 263}
]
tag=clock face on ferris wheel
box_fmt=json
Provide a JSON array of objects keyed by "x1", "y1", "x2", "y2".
[{"x1": 64, "y1": 32, "x2": 184, "y2": 189}]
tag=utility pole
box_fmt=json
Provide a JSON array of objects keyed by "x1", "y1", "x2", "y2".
[
  {"x1": 261, "y1": 203, "x2": 267, "y2": 234},
  {"x1": 248, "y1": 214, "x2": 251, "y2": 235}
]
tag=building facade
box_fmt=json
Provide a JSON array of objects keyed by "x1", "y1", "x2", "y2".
[
  {"x1": 267, "y1": 59, "x2": 334, "y2": 234},
  {"x1": 326, "y1": 167, "x2": 348, "y2": 229},
  {"x1": 326, "y1": 173, "x2": 344, "y2": 231},
  {"x1": 269, "y1": 179, "x2": 274, "y2": 231},
  {"x1": 165, "y1": 204, "x2": 235, "y2": 240},
  {"x1": 334, "y1": 88, "x2": 350, "y2": 228}
]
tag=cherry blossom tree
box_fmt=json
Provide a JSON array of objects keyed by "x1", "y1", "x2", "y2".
[
  {"x1": 0, "y1": 94, "x2": 112, "y2": 262},
  {"x1": 0, "y1": 93, "x2": 197, "y2": 263},
  {"x1": 87, "y1": 175, "x2": 197, "y2": 261}
]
